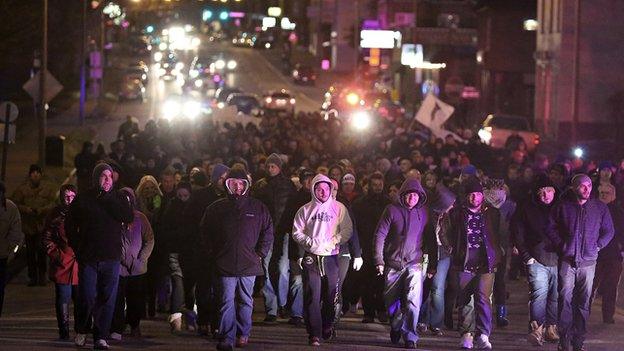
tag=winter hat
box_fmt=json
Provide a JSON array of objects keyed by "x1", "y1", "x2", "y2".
[
  {"x1": 265, "y1": 153, "x2": 283, "y2": 169},
  {"x1": 119, "y1": 187, "x2": 137, "y2": 209},
  {"x1": 92, "y1": 162, "x2": 113, "y2": 187},
  {"x1": 461, "y1": 164, "x2": 477, "y2": 176},
  {"x1": 341, "y1": 173, "x2": 356, "y2": 185},
  {"x1": 571, "y1": 173, "x2": 591, "y2": 188},
  {"x1": 430, "y1": 185, "x2": 456, "y2": 213},
  {"x1": 298, "y1": 168, "x2": 316, "y2": 182},
  {"x1": 176, "y1": 181, "x2": 192, "y2": 194},
  {"x1": 211, "y1": 163, "x2": 229, "y2": 184},
  {"x1": 534, "y1": 173, "x2": 555, "y2": 191},
  {"x1": 226, "y1": 167, "x2": 249, "y2": 181},
  {"x1": 463, "y1": 176, "x2": 483, "y2": 194},
  {"x1": 599, "y1": 160, "x2": 615, "y2": 171}
]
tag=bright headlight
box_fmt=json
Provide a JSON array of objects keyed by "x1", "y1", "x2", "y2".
[
  {"x1": 183, "y1": 100, "x2": 201, "y2": 119},
  {"x1": 162, "y1": 100, "x2": 181, "y2": 120},
  {"x1": 227, "y1": 60, "x2": 237, "y2": 70},
  {"x1": 351, "y1": 111, "x2": 371, "y2": 131},
  {"x1": 215, "y1": 59, "x2": 226, "y2": 70}
]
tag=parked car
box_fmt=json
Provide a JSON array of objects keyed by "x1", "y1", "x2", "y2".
[
  {"x1": 292, "y1": 64, "x2": 316, "y2": 85},
  {"x1": 214, "y1": 87, "x2": 243, "y2": 108},
  {"x1": 227, "y1": 93, "x2": 262, "y2": 115},
  {"x1": 477, "y1": 114, "x2": 540, "y2": 151},
  {"x1": 262, "y1": 90, "x2": 295, "y2": 115}
]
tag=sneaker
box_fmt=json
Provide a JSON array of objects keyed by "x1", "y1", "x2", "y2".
[
  {"x1": 460, "y1": 333, "x2": 474, "y2": 349},
  {"x1": 474, "y1": 334, "x2": 492, "y2": 350},
  {"x1": 544, "y1": 325, "x2": 560, "y2": 343},
  {"x1": 404, "y1": 340, "x2": 417, "y2": 349},
  {"x1": 169, "y1": 313, "x2": 183, "y2": 333},
  {"x1": 309, "y1": 337, "x2": 321, "y2": 346},
  {"x1": 416, "y1": 323, "x2": 428, "y2": 334},
  {"x1": 74, "y1": 333, "x2": 87, "y2": 347},
  {"x1": 528, "y1": 321, "x2": 544, "y2": 346},
  {"x1": 390, "y1": 329, "x2": 402, "y2": 345},
  {"x1": 362, "y1": 316, "x2": 375, "y2": 323},
  {"x1": 288, "y1": 316, "x2": 304, "y2": 327},
  {"x1": 216, "y1": 342, "x2": 234, "y2": 351},
  {"x1": 430, "y1": 327, "x2": 444, "y2": 336},
  {"x1": 263, "y1": 315, "x2": 277, "y2": 323},
  {"x1": 93, "y1": 339, "x2": 110, "y2": 350},
  {"x1": 235, "y1": 336, "x2": 249, "y2": 348},
  {"x1": 109, "y1": 332, "x2": 122, "y2": 341}
]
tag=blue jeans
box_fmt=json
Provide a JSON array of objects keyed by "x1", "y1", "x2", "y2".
[
  {"x1": 420, "y1": 256, "x2": 450, "y2": 329},
  {"x1": 76, "y1": 260, "x2": 120, "y2": 341},
  {"x1": 262, "y1": 233, "x2": 290, "y2": 316},
  {"x1": 384, "y1": 264, "x2": 425, "y2": 343},
  {"x1": 216, "y1": 276, "x2": 255, "y2": 344},
  {"x1": 289, "y1": 259, "x2": 303, "y2": 318},
  {"x1": 558, "y1": 261, "x2": 595, "y2": 349},
  {"x1": 527, "y1": 261, "x2": 558, "y2": 327},
  {"x1": 55, "y1": 283, "x2": 78, "y2": 335}
]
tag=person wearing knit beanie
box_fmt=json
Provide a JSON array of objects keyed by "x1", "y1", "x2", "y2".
[
  {"x1": 211, "y1": 164, "x2": 230, "y2": 185},
  {"x1": 265, "y1": 153, "x2": 283, "y2": 170}
]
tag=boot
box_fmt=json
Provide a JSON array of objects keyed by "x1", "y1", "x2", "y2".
[
  {"x1": 58, "y1": 303, "x2": 70, "y2": 340},
  {"x1": 544, "y1": 324, "x2": 560, "y2": 343},
  {"x1": 527, "y1": 321, "x2": 544, "y2": 346},
  {"x1": 169, "y1": 313, "x2": 182, "y2": 333},
  {"x1": 184, "y1": 309, "x2": 198, "y2": 332},
  {"x1": 496, "y1": 305, "x2": 509, "y2": 327}
]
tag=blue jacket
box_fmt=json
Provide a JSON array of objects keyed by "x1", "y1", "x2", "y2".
[{"x1": 546, "y1": 197, "x2": 614, "y2": 266}]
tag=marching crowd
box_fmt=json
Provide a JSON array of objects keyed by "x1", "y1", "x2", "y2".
[{"x1": 0, "y1": 109, "x2": 623, "y2": 351}]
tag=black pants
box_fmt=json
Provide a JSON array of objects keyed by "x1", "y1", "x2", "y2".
[
  {"x1": 26, "y1": 234, "x2": 47, "y2": 284},
  {"x1": 112, "y1": 274, "x2": 146, "y2": 333},
  {"x1": 196, "y1": 270, "x2": 219, "y2": 330},
  {"x1": 302, "y1": 254, "x2": 340, "y2": 339},
  {"x1": 0, "y1": 258, "x2": 6, "y2": 317},
  {"x1": 592, "y1": 258, "x2": 623, "y2": 322},
  {"x1": 360, "y1": 262, "x2": 385, "y2": 319},
  {"x1": 494, "y1": 255, "x2": 507, "y2": 306}
]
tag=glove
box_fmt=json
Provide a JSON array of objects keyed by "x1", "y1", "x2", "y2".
[
  {"x1": 352, "y1": 257, "x2": 363, "y2": 271},
  {"x1": 376, "y1": 264, "x2": 384, "y2": 276},
  {"x1": 297, "y1": 258, "x2": 303, "y2": 270}
]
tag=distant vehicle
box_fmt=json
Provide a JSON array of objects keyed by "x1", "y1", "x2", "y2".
[
  {"x1": 227, "y1": 93, "x2": 262, "y2": 115},
  {"x1": 214, "y1": 87, "x2": 243, "y2": 108},
  {"x1": 292, "y1": 64, "x2": 316, "y2": 85},
  {"x1": 263, "y1": 90, "x2": 295, "y2": 115},
  {"x1": 208, "y1": 55, "x2": 238, "y2": 74},
  {"x1": 478, "y1": 114, "x2": 540, "y2": 151},
  {"x1": 232, "y1": 32, "x2": 256, "y2": 48},
  {"x1": 253, "y1": 33, "x2": 275, "y2": 49},
  {"x1": 119, "y1": 78, "x2": 145, "y2": 102},
  {"x1": 125, "y1": 67, "x2": 149, "y2": 86},
  {"x1": 187, "y1": 56, "x2": 214, "y2": 91}
]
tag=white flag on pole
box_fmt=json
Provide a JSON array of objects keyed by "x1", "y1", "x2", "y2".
[{"x1": 414, "y1": 93, "x2": 463, "y2": 141}]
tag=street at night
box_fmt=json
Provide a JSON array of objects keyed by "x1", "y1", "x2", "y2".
[{"x1": 1, "y1": 1, "x2": 624, "y2": 351}]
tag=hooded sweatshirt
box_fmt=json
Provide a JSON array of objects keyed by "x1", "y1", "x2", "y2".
[
  {"x1": 374, "y1": 179, "x2": 429, "y2": 269},
  {"x1": 292, "y1": 174, "x2": 353, "y2": 256}
]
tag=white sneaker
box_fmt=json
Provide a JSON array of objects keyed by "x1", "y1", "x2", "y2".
[
  {"x1": 460, "y1": 333, "x2": 474, "y2": 349},
  {"x1": 474, "y1": 334, "x2": 492, "y2": 350},
  {"x1": 74, "y1": 333, "x2": 87, "y2": 347},
  {"x1": 94, "y1": 339, "x2": 110, "y2": 350},
  {"x1": 109, "y1": 332, "x2": 122, "y2": 341}
]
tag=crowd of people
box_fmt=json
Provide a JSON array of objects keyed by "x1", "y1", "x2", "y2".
[{"x1": 0, "y1": 108, "x2": 623, "y2": 351}]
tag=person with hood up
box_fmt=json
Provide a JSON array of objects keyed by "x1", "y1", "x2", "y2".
[
  {"x1": 483, "y1": 179, "x2": 516, "y2": 328},
  {"x1": 591, "y1": 183, "x2": 624, "y2": 325},
  {"x1": 545, "y1": 173, "x2": 614, "y2": 351},
  {"x1": 374, "y1": 178, "x2": 431, "y2": 349},
  {"x1": 42, "y1": 184, "x2": 79, "y2": 340},
  {"x1": 291, "y1": 174, "x2": 353, "y2": 346},
  {"x1": 252, "y1": 153, "x2": 296, "y2": 322},
  {"x1": 66, "y1": 162, "x2": 134, "y2": 350},
  {"x1": 110, "y1": 187, "x2": 154, "y2": 340},
  {"x1": 439, "y1": 176, "x2": 502, "y2": 350},
  {"x1": 200, "y1": 167, "x2": 273, "y2": 351},
  {"x1": 512, "y1": 174, "x2": 561, "y2": 346},
  {"x1": 0, "y1": 181, "x2": 23, "y2": 317}
]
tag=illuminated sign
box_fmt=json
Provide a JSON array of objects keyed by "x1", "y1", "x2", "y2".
[
  {"x1": 262, "y1": 17, "x2": 277, "y2": 28},
  {"x1": 360, "y1": 30, "x2": 395, "y2": 49},
  {"x1": 267, "y1": 7, "x2": 282, "y2": 17}
]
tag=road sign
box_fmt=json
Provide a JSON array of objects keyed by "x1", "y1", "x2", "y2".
[
  {"x1": 22, "y1": 69, "x2": 63, "y2": 102},
  {"x1": 0, "y1": 102, "x2": 18, "y2": 123}
]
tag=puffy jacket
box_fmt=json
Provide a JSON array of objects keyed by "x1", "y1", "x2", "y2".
[
  {"x1": 66, "y1": 188, "x2": 134, "y2": 263},
  {"x1": 160, "y1": 198, "x2": 195, "y2": 255},
  {"x1": 0, "y1": 200, "x2": 23, "y2": 259},
  {"x1": 12, "y1": 180, "x2": 57, "y2": 235},
  {"x1": 374, "y1": 179, "x2": 431, "y2": 270},
  {"x1": 292, "y1": 174, "x2": 353, "y2": 256},
  {"x1": 352, "y1": 192, "x2": 391, "y2": 261},
  {"x1": 440, "y1": 204, "x2": 502, "y2": 273},
  {"x1": 120, "y1": 210, "x2": 154, "y2": 277},
  {"x1": 42, "y1": 204, "x2": 79, "y2": 284},
  {"x1": 200, "y1": 182, "x2": 274, "y2": 277},
  {"x1": 546, "y1": 196, "x2": 614, "y2": 266},
  {"x1": 253, "y1": 173, "x2": 296, "y2": 251},
  {"x1": 512, "y1": 196, "x2": 559, "y2": 267}
]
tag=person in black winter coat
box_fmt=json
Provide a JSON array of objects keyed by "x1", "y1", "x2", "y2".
[
  {"x1": 591, "y1": 183, "x2": 624, "y2": 324},
  {"x1": 66, "y1": 162, "x2": 133, "y2": 349},
  {"x1": 352, "y1": 172, "x2": 391, "y2": 323},
  {"x1": 512, "y1": 174, "x2": 561, "y2": 345},
  {"x1": 200, "y1": 167, "x2": 274, "y2": 350},
  {"x1": 252, "y1": 153, "x2": 296, "y2": 321}
]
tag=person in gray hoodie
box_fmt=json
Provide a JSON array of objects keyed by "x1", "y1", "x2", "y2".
[
  {"x1": 374, "y1": 178, "x2": 430, "y2": 349},
  {"x1": 0, "y1": 181, "x2": 23, "y2": 317},
  {"x1": 110, "y1": 187, "x2": 154, "y2": 340}
]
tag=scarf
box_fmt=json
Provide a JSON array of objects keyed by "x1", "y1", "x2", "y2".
[{"x1": 484, "y1": 189, "x2": 506, "y2": 209}]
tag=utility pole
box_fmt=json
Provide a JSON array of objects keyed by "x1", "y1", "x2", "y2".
[
  {"x1": 38, "y1": 0, "x2": 48, "y2": 168},
  {"x1": 79, "y1": 0, "x2": 87, "y2": 125},
  {"x1": 571, "y1": 0, "x2": 581, "y2": 145}
]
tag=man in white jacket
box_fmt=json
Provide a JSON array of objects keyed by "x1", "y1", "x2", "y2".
[{"x1": 292, "y1": 174, "x2": 353, "y2": 346}]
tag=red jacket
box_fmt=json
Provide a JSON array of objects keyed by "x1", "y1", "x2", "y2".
[{"x1": 42, "y1": 205, "x2": 79, "y2": 285}]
